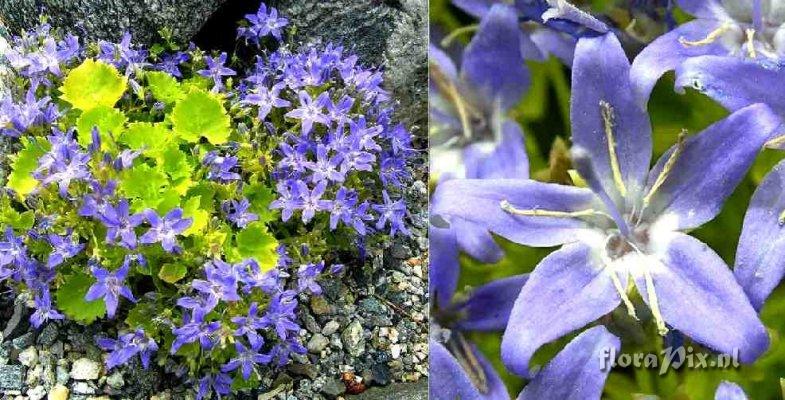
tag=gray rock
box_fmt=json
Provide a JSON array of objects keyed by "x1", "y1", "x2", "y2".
[
  {"x1": 0, "y1": 364, "x2": 25, "y2": 391},
  {"x1": 320, "y1": 378, "x2": 345, "y2": 399},
  {"x1": 277, "y1": 0, "x2": 427, "y2": 129},
  {"x1": 70, "y1": 380, "x2": 97, "y2": 395},
  {"x1": 105, "y1": 371, "x2": 123, "y2": 390},
  {"x1": 3, "y1": 302, "x2": 30, "y2": 342},
  {"x1": 354, "y1": 379, "x2": 428, "y2": 400},
  {"x1": 70, "y1": 358, "x2": 101, "y2": 380},
  {"x1": 17, "y1": 346, "x2": 37, "y2": 367},
  {"x1": 11, "y1": 332, "x2": 35, "y2": 350},
  {"x1": 36, "y1": 323, "x2": 59, "y2": 347},
  {"x1": 0, "y1": 0, "x2": 228, "y2": 46},
  {"x1": 306, "y1": 333, "x2": 329, "y2": 354},
  {"x1": 341, "y1": 320, "x2": 365, "y2": 357},
  {"x1": 26, "y1": 385, "x2": 47, "y2": 400},
  {"x1": 286, "y1": 363, "x2": 317, "y2": 380},
  {"x1": 322, "y1": 320, "x2": 340, "y2": 336}
]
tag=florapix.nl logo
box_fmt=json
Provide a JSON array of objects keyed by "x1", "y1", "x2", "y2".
[{"x1": 599, "y1": 346, "x2": 740, "y2": 375}]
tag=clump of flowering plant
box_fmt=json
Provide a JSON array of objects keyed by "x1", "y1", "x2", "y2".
[{"x1": 0, "y1": 4, "x2": 413, "y2": 398}]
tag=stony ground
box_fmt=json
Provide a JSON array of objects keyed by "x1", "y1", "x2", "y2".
[{"x1": 0, "y1": 165, "x2": 428, "y2": 400}]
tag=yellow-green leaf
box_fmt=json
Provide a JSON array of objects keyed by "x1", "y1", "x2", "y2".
[
  {"x1": 146, "y1": 71, "x2": 185, "y2": 104},
  {"x1": 60, "y1": 59, "x2": 127, "y2": 110},
  {"x1": 76, "y1": 105, "x2": 127, "y2": 148},
  {"x1": 118, "y1": 122, "x2": 171, "y2": 155},
  {"x1": 6, "y1": 138, "x2": 48, "y2": 197},
  {"x1": 56, "y1": 273, "x2": 107, "y2": 324},
  {"x1": 230, "y1": 222, "x2": 278, "y2": 269},
  {"x1": 171, "y1": 89, "x2": 231, "y2": 144},
  {"x1": 158, "y1": 263, "x2": 187, "y2": 284},
  {"x1": 182, "y1": 196, "x2": 209, "y2": 236}
]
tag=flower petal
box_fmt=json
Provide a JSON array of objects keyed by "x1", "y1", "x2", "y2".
[
  {"x1": 501, "y1": 242, "x2": 622, "y2": 377},
  {"x1": 715, "y1": 381, "x2": 749, "y2": 400},
  {"x1": 630, "y1": 19, "x2": 730, "y2": 106},
  {"x1": 461, "y1": 4, "x2": 530, "y2": 111},
  {"x1": 636, "y1": 232, "x2": 768, "y2": 364},
  {"x1": 676, "y1": 0, "x2": 732, "y2": 19},
  {"x1": 735, "y1": 159, "x2": 785, "y2": 310},
  {"x1": 517, "y1": 325, "x2": 620, "y2": 400},
  {"x1": 463, "y1": 120, "x2": 529, "y2": 180},
  {"x1": 430, "y1": 225, "x2": 461, "y2": 308},
  {"x1": 432, "y1": 179, "x2": 599, "y2": 248},
  {"x1": 675, "y1": 56, "x2": 785, "y2": 117},
  {"x1": 644, "y1": 103, "x2": 781, "y2": 230},
  {"x1": 572, "y1": 33, "x2": 652, "y2": 203},
  {"x1": 429, "y1": 339, "x2": 510, "y2": 400},
  {"x1": 455, "y1": 273, "x2": 529, "y2": 331}
]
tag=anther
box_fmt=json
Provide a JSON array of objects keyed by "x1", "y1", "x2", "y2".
[
  {"x1": 679, "y1": 23, "x2": 731, "y2": 47},
  {"x1": 745, "y1": 29, "x2": 757, "y2": 58},
  {"x1": 778, "y1": 209, "x2": 785, "y2": 226},
  {"x1": 600, "y1": 100, "x2": 627, "y2": 196},
  {"x1": 643, "y1": 268, "x2": 669, "y2": 336},
  {"x1": 643, "y1": 130, "x2": 687, "y2": 208}
]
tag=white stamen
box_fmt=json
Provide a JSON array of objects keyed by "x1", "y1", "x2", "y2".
[
  {"x1": 745, "y1": 29, "x2": 758, "y2": 58},
  {"x1": 600, "y1": 101, "x2": 627, "y2": 196},
  {"x1": 679, "y1": 23, "x2": 732, "y2": 47},
  {"x1": 499, "y1": 200, "x2": 610, "y2": 220}
]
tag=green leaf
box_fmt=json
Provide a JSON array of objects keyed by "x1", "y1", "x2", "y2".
[
  {"x1": 171, "y1": 89, "x2": 231, "y2": 144},
  {"x1": 6, "y1": 138, "x2": 48, "y2": 197},
  {"x1": 125, "y1": 301, "x2": 159, "y2": 333},
  {"x1": 182, "y1": 196, "x2": 209, "y2": 236},
  {"x1": 60, "y1": 59, "x2": 128, "y2": 110},
  {"x1": 118, "y1": 122, "x2": 172, "y2": 154},
  {"x1": 120, "y1": 163, "x2": 167, "y2": 205},
  {"x1": 158, "y1": 262, "x2": 187, "y2": 284},
  {"x1": 56, "y1": 273, "x2": 107, "y2": 324},
  {"x1": 146, "y1": 71, "x2": 185, "y2": 104},
  {"x1": 0, "y1": 210, "x2": 34, "y2": 231},
  {"x1": 243, "y1": 181, "x2": 277, "y2": 223},
  {"x1": 156, "y1": 144, "x2": 192, "y2": 182},
  {"x1": 230, "y1": 222, "x2": 278, "y2": 269},
  {"x1": 76, "y1": 105, "x2": 127, "y2": 148}
]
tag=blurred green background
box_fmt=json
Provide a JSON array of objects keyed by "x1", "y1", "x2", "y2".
[{"x1": 430, "y1": 0, "x2": 785, "y2": 398}]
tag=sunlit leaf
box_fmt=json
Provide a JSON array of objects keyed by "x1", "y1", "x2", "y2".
[
  {"x1": 60, "y1": 59, "x2": 127, "y2": 110},
  {"x1": 171, "y1": 89, "x2": 231, "y2": 144}
]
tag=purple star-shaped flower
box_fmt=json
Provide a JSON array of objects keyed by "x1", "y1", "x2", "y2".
[
  {"x1": 231, "y1": 302, "x2": 265, "y2": 342},
  {"x1": 171, "y1": 309, "x2": 221, "y2": 354},
  {"x1": 296, "y1": 180, "x2": 330, "y2": 224},
  {"x1": 242, "y1": 82, "x2": 291, "y2": 121},
  {"x1": 46, "y1": 231, "x2": 85, "y2": 268},
  {"x1": 223, "y1": 198, "x2": 259, "y2": 228},
  {"x1": 0, "y1": 228, "x2": 28, "y2": 270},
  {"x1": 196, "y1": 372, "x2": 232, "y2": 400},
  {"x1": 191, "y1": 259, "x2": 241, "y2": 306},
  {"x1": 221, "y1": 335, "x2": 273, "y2": 380},
  {"x1": 139, "y1": 208, "x2": 192, "y2": 253},
  {"x1": 285, "y1": 91, "x2": 330, "y2": 135},
  {"x1": 306, "y1": 144, "x2": 344, "y2": 183},
  {"x1": 97, "y1": 329, "x2": 158, "y2": 370},
  {"x1": 432, "y1": 32, "x2": 778, "y2": 378},
  {"x1": 198, "y1": 53, "x2": 236, "y2": 92},
  {"x1": 29, "y1": 287, "x2": 64, "y2": 328},
  {"x1": 238, "y1": 3, "x2": 289, "y2": 43},
  {"x1": 297, "y1": 262, "x2": 324, "y2": 295},
  {"x1": 373, "y1": 191, "x2": 410, "y2": 236},
  {"x1": 631, "y1": 0, "x2": 785, "y2": 116},
  {"x1": 203, "y1": 151, "x2": 241, "y2": 182},
  {"x1": 258, "y1": 293, "x2": 300, "y2": 340},
  {"x1": 270, "y1": 181, "x2": 302, "y2": 222},
  {"x1": 156, "y1": 51, "x2": 189, "y2": 78},
  {"x1": 99, "y1": 199, "x2": 146, "y2": 249},
  {"x1": 85, "y1": 258, "x2": 136, "y2": 319}
]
